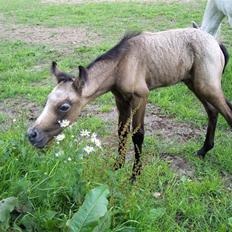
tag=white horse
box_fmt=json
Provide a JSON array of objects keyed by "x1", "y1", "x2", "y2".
[{"x1": 200, "y1": 0, "x2": 232, "y2": 36}]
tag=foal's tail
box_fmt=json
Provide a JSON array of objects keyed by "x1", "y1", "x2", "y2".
[
  {"x1": 219, "y1": 43, "x2": 231, "y2": 112},
  {"x1": 219, "y1": 43, "x2": 229, "y2": 73}
]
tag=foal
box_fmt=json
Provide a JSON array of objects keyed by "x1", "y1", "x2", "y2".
[{"x1": 28, "y1": 28, "x2": 230, "y2": 182}]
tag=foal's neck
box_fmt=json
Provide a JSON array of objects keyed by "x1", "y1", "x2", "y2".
[{"x1": 82, "y1": 60, "x2": 117, "y2": 102}]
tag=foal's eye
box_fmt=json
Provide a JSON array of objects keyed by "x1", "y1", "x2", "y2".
[{"x1": 59, "y1": 103, "x2": 71, "y2": 112}]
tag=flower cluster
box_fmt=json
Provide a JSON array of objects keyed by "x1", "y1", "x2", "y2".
[
  {"x1": 54, "y1": 128, "x2": 102, "y2": 160},
  {"x1": 58, "y1": 119, "x2": 70, "y2": 128},
  {"x1": 55, "y1": 133, "x2": 65, "y2": 144},
  {"x1": 83, "y1": 145, "x2": 95, "y2": 154},
  {"x1": 80, "y1": 130, "x2": 102, "y2": 155},
  {"x1": 80, "y1": 129, "x2": 91, "y2": 137}
]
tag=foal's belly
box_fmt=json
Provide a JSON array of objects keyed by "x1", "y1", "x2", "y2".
[
  {"x1": 147, "y1": 71, "x2": 190, "y2": 90},
  {"x1": 145, "y1": 53, "x2": 193, "y2": 90}
]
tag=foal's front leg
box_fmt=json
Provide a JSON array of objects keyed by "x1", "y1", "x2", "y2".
[
  {"x1": 130, "y1": 97, "x2": 147, "y2": 183},
  {"x1": 113, "y1": 97, "x2": 131, "y2": 170}
]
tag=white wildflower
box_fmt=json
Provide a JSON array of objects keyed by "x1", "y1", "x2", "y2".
[
  {"x1": 55, "y1": 151, "x2": 63, "y2": 157},
  {"x1": 55, "y1": 153, "x2": 60, "y2": 157},
  {"x1": 55, "y1": 133, "x2": 65, "y2": 142},
  {"x1": 95, "y1": 139, "x2": 102, "y2": 148},
  {"x1": 67, "y1": 157, "x2": 72, "y2": 161},
  {"x1": 153, "y1": 192, "x2": 162, "y2": 198},
  {"x1": 13, "y1": 118, "x2": 16, "y2": 123},
  {"x1": 80, "y1": 129, "x2": 91, "y2": 137},
  {"x1": 91, "y1": 133, "x2": 97, "y2": 140},
  {"x1": 90, "y1": 133, "x2": 101, "y2": 148},
  {"x1": 91, "y1": 137, "x2": 102, "y2": 148},
  {"x1": 91, "y1": 136, "x2": 96, "y2": 143},
  {"x1": 84, "y1": 145, "x2": 95, "y2": 154},
  {"x1": 58, "y1": 119, "x2": 70, "y2": 128}
]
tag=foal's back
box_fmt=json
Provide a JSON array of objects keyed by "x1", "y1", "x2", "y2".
[{"x1": 118, "y1": 28, "x2": 224, "y2": 94}]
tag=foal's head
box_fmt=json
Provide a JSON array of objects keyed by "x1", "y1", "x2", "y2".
[{"x1": 28, "y1": 62, "x2": 88, "y2": 148}]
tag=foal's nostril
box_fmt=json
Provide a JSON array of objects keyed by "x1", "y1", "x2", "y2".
[
  {"x1": 31, "y1": 130, "x2": 37, "y2": 138},
  {"x1": 28, "y1": 128, "x2": 39, "y2": 141},
  {"x1": 27, "y1": 127, "x2": 47, "y2": 148}
]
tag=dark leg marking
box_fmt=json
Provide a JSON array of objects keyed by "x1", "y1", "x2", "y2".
[
  {"x1": 130, "y1": 97, "x2": 146, "y2": 183},
  {"x1": 130, "y1": 127, "x2": 144, "y2": 183}
]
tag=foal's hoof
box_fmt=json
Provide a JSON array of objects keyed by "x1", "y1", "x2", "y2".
[
  {"x1": 193, "y1": 151, "x2": 205, "y2": 160},
  {"x1": 129, "y1": 175, "x2": 137, "y2": 184},
  {"x1": 113, "y1": 162, "x2": 123, "y2": 171}
]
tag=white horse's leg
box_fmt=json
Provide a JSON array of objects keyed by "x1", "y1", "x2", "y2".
[
  {"x1": 228, "y1": 15, "x2": 232, "y2": 26},
  {"x1": 201, "y1": 0, "x2": 225, "y2": 36},
  {"x1": 215, "y1": 24, "x2": 221, "y2": 39}
]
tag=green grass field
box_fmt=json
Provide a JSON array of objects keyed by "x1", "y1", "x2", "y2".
[{"x1": 0, "y1": 0, "x2": 232, "y2": 231}]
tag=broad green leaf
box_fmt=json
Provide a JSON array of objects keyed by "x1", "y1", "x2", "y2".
[
  {"x1": 0, "y1": 197, "x2": 18, "y2": 230},
  {"x1": 66, "y1": 185, "x2": 110, "y2": 232},
  {"x1": 93, "y1": 212, "x2": 111, "y2": 232}
]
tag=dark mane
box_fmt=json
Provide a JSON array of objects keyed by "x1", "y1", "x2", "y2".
[{"x1": 87, "y1": 32, "x2": 141, "y2": 69}]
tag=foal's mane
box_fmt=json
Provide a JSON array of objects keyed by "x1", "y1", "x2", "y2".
[{"x1": 87, "y1": 32, "x2": 141, "y2": 69}]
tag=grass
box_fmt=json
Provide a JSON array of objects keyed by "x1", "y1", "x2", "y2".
[{"x1": 0, "y1": 0, "x2": 232, "y2": 231}]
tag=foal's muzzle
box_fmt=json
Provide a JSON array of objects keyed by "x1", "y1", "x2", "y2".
[{"x1": 27, "y1": 127, "x2": 48, "y2": 148}]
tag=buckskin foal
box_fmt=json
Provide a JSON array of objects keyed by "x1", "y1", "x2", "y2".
[{"x1": 28, "y1": 28, "x2": 230, "y2": 182}]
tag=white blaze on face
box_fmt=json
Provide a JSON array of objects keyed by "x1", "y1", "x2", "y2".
[
  {"x1": 35, "y1": 86, "x2": 59, "y2": 128},
  {"x1": 35, "y1": 102, "x2": 55, "y2": 129}
]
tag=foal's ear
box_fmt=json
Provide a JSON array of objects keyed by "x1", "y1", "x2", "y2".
[
  {"x1": 73, "y1": 65, "x2": 88, "y2": 92},
  {"x1": 51, "y1": 61, "x2": 74, "y2": 83},
  {"x1": 192, "y1": 21, "x2": 200, "y2": 29},
  {"x1": 78, "y1": 65, "x2": 88, "y2": 82}
]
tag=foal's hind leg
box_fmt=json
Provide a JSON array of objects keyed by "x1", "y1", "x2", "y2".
[
  {"x1": 130, "y1": 97, "x2": 147, "y2": 183},
  {"x1": 184, "y1": 80, "x2": 218, "y2": 158},
  {"x1": 113, "y1": 96, "x2": 131, "y2": 170},
  {"x1": 198, "y1": 86, "x2": 232, "y2": 128}
]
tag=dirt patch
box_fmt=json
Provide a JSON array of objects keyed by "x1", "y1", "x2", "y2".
[
  {"x1": 145, "y1": 104, "x2": 202, "y2": 142},
  {"x1": 42, "y1": 0, "x2": 192, "y2": 4},
  {"x1": 0, "y1": 97, "x2": 41, "y2": 129},
  {"x1": 81, "y1": 104, "x2": 116, "y2": 121},
  {"x1": 160, "y1": 153, "x2": 195, "y2": 177},
  {"x1": 0, "y1": 16, "x2": 101, "y2": 53},
  {"x1": 221, "y1": 171, "x2": 232, "y2": 191}
]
